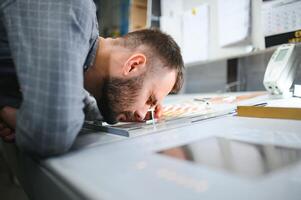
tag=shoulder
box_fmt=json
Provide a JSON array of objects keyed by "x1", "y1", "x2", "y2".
[
  {"x1": 70, "y1": 0, "x2": 97, "y2": 18},
  {"x1": 68, "y1": 0, "x2": 98, "y2": 36}
]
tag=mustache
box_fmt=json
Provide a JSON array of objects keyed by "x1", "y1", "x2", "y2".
[{"x1": 120, "y1": 111, "x2": 135, "y2": 122}]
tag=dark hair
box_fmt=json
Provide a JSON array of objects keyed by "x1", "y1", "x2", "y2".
[{"x1": 121, "y1": 29, "x2": 184, "y2": 93}]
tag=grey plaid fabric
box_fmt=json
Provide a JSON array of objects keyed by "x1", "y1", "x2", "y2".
[{"x1": 0, "y1": 0, "x2": 99, "y2": 157}]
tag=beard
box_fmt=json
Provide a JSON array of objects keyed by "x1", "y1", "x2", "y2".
[{"x1": 97, "y1": 75, "x2": 145, "y2": 124}]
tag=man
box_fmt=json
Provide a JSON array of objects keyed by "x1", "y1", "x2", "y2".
[{"x1": 0, "y1": 0, "x2": 184, "y2": 157}]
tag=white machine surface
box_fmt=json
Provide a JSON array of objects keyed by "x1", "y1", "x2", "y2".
[
  {"x1": 263, "y1": 43, "x2": 299, "y2": 95},
  {"x1": 9, "y1": 93, "x2": 301, "y2": 200}
]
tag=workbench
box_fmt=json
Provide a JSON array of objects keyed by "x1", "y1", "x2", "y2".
[{"x1": 2, "y1": 92, "x2": 301, "y2": 200}]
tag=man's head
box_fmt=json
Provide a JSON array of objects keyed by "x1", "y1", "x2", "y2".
[{"x1": 85, "y1": 29, "x2": 184, "y2": 124}]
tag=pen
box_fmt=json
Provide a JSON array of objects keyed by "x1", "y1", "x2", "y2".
[
  {"x1": 253, "y1": 102, "x2": 267, "y2": 107},
  {"x1": 193, "y1": 98, "x2": 211, "y2": 106},
  {"x1": 145, "y1": 108, "x2": 157, "y2": 125}
]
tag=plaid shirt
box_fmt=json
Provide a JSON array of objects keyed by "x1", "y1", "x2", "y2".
[{"x1": 0, "y1": 0, "x2": 100, "y2": 157}]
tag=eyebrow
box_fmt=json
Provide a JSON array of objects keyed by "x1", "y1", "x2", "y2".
[{"x1": 149, "y1": 94, "x2": 158, "y2": 107}]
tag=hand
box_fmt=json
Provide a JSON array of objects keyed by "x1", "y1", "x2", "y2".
[
  {"x1": 0, "y1": 122, "x2": 15, "y2": 143},
  {"x1": 0, "y1": 106, "x2": 17, "y2": 143}
]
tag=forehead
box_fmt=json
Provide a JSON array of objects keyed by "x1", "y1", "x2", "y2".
[{"x1": 148, "y1": 69, "x2": 177, "y2": 101}]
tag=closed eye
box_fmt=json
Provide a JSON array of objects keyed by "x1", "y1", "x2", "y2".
[{"x1": 146, "y1": 95, "x2": 158, "y2": 108}]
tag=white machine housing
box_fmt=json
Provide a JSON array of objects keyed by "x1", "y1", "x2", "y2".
[{"x1": 263, "y1": 43, "x2": 299, "y2": 95}]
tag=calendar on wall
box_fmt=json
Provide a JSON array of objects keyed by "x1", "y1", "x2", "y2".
[{"x1": 262, "y1": 0, "x2": 301, "y2": 47}]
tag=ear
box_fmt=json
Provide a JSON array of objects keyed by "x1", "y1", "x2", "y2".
[{"x1": 123, "y1": 53, "x2": 147, "y2": 77}]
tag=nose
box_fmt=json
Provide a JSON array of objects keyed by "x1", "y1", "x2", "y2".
[
  {"x1": 134, "y1": 107, "x2": 149, "y2": 121},
  {"x1": 116, "y1": 113, "x2": 126, "y2": 122}
]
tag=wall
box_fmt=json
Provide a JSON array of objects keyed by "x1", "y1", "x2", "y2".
[
  {"x1": 183, "y1": 61, "x2": 227, "y2": 93},
  {"x1": 184, "y1": 50, "x2": 301, "y2": 93}
]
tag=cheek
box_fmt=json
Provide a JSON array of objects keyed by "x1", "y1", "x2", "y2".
[
  {"x1": 118, "y1": 90, "x2": 145, "y2": 112},
  {"x1": 132, "y1": 88, "x2": 149, "y2": 109}
]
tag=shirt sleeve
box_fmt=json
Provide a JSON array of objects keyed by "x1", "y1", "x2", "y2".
[
  {"x1": 1, "y1": 0, "x2": 97, "y2": 157},
  {"x1": 83, "y1": 90, "x2": 103, "y2": 121}
]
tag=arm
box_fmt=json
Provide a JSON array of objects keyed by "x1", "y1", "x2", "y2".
[
  {"x1": 0, "y1": 91, "x2": 102, "y2": 142},
  {"x1": 2, "y1": 0, "x2": 97, "y2": 157}
]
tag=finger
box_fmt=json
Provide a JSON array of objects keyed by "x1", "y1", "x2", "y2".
[
  {"x1": 3, "y1": 133, "x2": 15, "y2": 143},
  {"x1": 0, "y1": 106, "x2": 17, "y2": 128},
  {"x1": 155, "y1": 104, "x2": 163, "y2": 118},
  {"x1": 0, "y1": 128, "x2": 12, "y2": 137}
]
